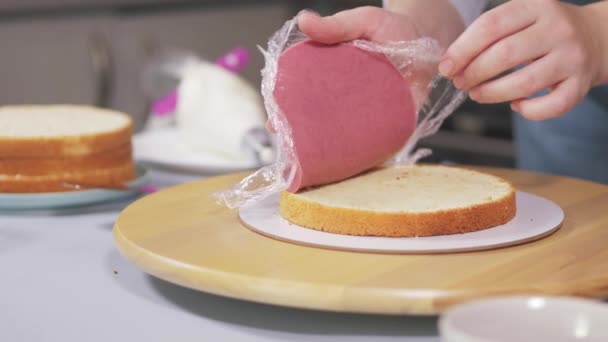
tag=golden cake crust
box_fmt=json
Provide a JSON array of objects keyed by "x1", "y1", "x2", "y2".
[
  {"x1": 0, "y1": 162, "x2": 136, "y2": 193},
  {"x1": 0, "y1": 143, "x2": 133, "y2": 174}
]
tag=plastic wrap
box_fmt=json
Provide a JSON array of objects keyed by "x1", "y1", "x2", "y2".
[{"x1": 214, "y1": 14, "x2": 467, "y2": 209}]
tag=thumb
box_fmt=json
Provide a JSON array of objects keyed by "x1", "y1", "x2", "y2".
[{"x1": 298, "y1": 7, "x2": 385, "y2": 44}]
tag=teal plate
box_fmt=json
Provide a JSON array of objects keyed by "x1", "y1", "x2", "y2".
[{"x1": 0, "y1": 165, "x2": 148, "y2": 211}]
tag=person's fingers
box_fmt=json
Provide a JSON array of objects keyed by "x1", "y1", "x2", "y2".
[
  {"x1": 454, "y1": 25, "x2": 551, "y2": 90},
  {"x1": 469, "y1": 52, "x2": 567, "y2": 103},
  {"x1": 298, "y1": 7, "x2": 384, "y2": 44},
  {"x1": 439, "y1": 0, "x2": 537, "y2": 78},
  {"x1": 511, "y1": 77, "x2": 581, "y2": 120}
]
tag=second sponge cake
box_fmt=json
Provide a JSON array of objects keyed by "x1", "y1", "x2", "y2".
[{"x1": 0, "y1": 105, "x2": 136, "y2": 193}]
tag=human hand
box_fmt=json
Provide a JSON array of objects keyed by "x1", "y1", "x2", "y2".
[
  {"x1": 439, "y1": 0, "x2": 602, "y2": 120},
  {"x1": 297, "y1": 7, "x2": 421, "y2": 44},
  {"x1": 266, "y1": 8, "x2": 421, "y2": 132}
]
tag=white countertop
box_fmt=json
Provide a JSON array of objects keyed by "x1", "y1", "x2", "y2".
[{"x1": 0, "y1": 169, "x2": 441, "y2": 342}]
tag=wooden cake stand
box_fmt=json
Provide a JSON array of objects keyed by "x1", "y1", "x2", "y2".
[{"x1": 113, "y1": 166, "x2": 608, "y2": 315}]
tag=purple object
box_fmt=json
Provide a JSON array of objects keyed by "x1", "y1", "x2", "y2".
[
  {"x1": 151, "y1": 90, "x2": 177, "y2": 117},
  {"x1": 151, "y1": 47, "x2": 251, "y2": 117},
  {"x1": 215, "y1": 47, "x2": 251, "y2": 73},
  {"x1": 139, "y1": 185, "x2": 159, "y2": 194}
]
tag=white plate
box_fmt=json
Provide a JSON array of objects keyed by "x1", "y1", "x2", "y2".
[
  {"x1": 439, "y1": 296, "x2": 608, "y2": 341},
  {"x1": 239, "y1": 191, "x2": 564, "y2": 254},
  {"x1": 0, "y1": 165, "x2": 148, "y2": 211},
  {"x1": 133, "y1": 128, "x2": 260, "y2": 174}
]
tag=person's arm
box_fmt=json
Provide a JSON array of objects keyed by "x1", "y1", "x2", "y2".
[{"x1": 439, "y1": 0, "x2": 608, "y2": 120}]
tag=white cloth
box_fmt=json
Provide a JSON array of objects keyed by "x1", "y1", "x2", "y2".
[{"x1": 383, "y1": 0, "x2": 488, "y2": 26}]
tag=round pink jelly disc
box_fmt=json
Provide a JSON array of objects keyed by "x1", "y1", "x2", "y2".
[{"x1": 273, "y1": 40, "x2": 416, "y2": 192}]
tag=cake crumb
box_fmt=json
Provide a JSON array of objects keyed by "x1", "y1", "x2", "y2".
[{"x1": 113, "y1": 270, "x2": 118, "y2": 275}]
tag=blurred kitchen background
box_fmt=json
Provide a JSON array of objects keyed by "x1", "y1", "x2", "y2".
[{"x1": 0, "y1": 0, "x2": 513, "y2": 168}]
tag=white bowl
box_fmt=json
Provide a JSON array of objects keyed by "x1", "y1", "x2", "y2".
[{"x1": 439, "y1": 296, "x2": 608, "y2": 342}]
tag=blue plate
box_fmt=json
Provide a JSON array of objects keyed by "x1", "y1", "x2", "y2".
[{"x1": 0, "y1": 164, "x2": 148, "y2": 211}]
